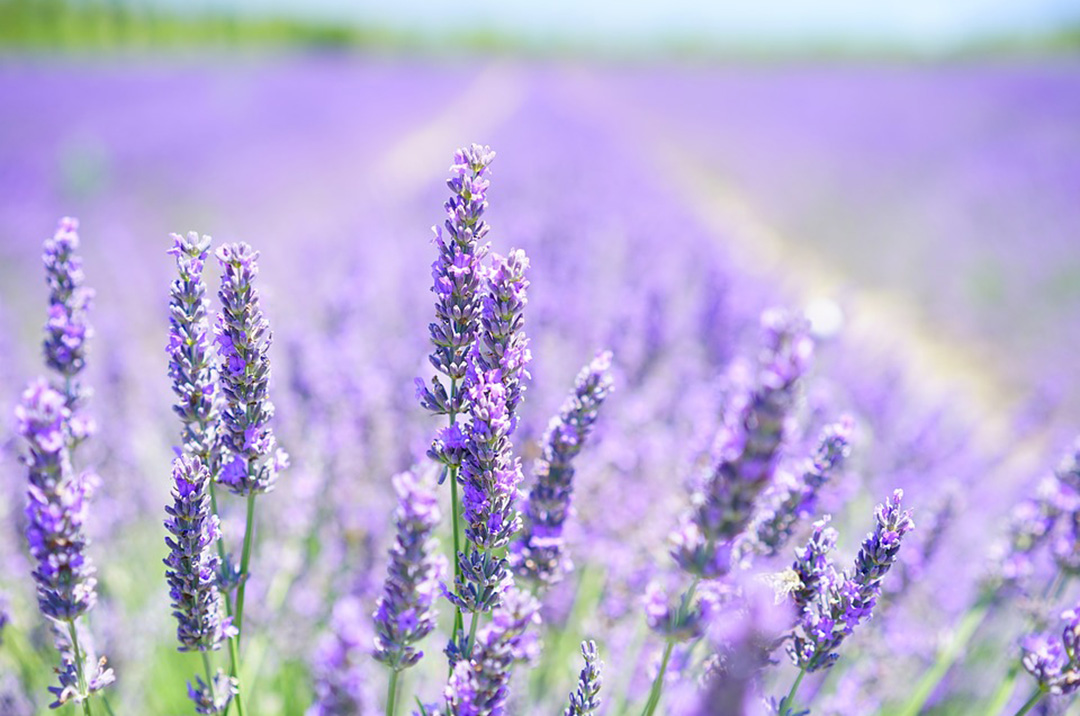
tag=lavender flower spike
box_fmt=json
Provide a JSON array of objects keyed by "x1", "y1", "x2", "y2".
[
  {"x1": 373, "y1": 471, "x2": 447, "y2": 671},
  {"x1": 215, "y1": 242, "x2": 288, "y2": 495},
  {"x1": 17, "y1": 379, "x2": 112, "y2": 704},
  {"x1": 42, "y1": 218, "x2": 94, "y2": 408},
  {"x1": 417, "y1": 144, "x2": 495, "y2": 418},
  {"x1": 168, "y1": 232, "x2": 219, "y2": 466},
  {"x1": 672, "y1": 310, "x2": 813, "y2": 579},
  {"x1": 512, "y1": 351, "x2": 614, "y2": 588},
  {"x1": 17, "y1": 379, "x2": 98, "y2": 622},
  {"x1": 164, "y1": 455, "x2": 235, "y2": 652},
  {"x1": 564, "y1": 640, "x2": 603, "y2": 716},
  {"x1": 474, "y1": 249, "x2": 531, "y2": 430},
  {"x1": 736, "y1": 418, "x2": 853, "y2": 563},
  {"x1": 1022, "y1": 605, "x2": 1080, "y2": 695},
  {"x1": 444, "y1": 587, "x2": 540, "y2": 716},
  {"x1": 788, "y1": 490, "x2": 914, "y2": 672}
]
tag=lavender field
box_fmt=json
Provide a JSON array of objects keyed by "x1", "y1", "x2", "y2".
[{"x1": 1, "y1": 57, "x2": 1080, "y2": 716}]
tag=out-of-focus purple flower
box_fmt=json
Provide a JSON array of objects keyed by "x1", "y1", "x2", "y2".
[
  {"x1": 187, "y1": 670, "x2": 238, "y2": 714},
  {"x1": 444, "y1": 587, "x2": 540, "y2": 716},
  {"x1": 672, "y1": 310, "x2": 813, "y2": 579},
  {"x1": 309, "y1": 597, "x2": 375, "y2": 716},
  {"x1": 643, "y1": 580, "x2": 723, "y2": 643},
  {"x1": 0, "y1": 592, "x2": 8, "y2": 645},
  {"x1": 512, "y1": 350, "x2": 614, "y2": 588},
  {"x1": 0, "y1": 672, "x2": 34, "y2": 716},
  {"x1": 736, "y1": 418, "x2": 852, "y2": 564},
  {"x1": 788, "y1": 490, "x2": 914, "y2": 672},
  {"x1": 167, "y1": 232, "x2": 219, "y2": 466},
  {"x1": 373, "y1": 471, "x2": 447, "y2": 671},
  {"x1": 474, "y1": 249, "x2": 531, "y2": 432},
  {"x1": 164, "y1": 456, "x2": 234, "y2": 652},
  {"x1": 41, "y1": 217, "x2": 94, "y2": 413},
  {"x1": 215, "y1": 242, "x2": 286, "y2": 495},
  {"x1": 1022, "y1": 605, "x2": 1080, "y2": 695},
  {"x1": 417, "y1": 144, "x2": 495, "y2": 417},
  {"x1": 563, "y1": 640, "x2": 603, "y2": 716},
  {"x1": 17, "y1": 379, "x2": 98, "y2": 622}
]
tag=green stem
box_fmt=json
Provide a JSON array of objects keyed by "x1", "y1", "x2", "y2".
[
  {"x1": 1013, "y1": 687, "x2": 1045, "y2": 716},
  {"x1": 101, "y1": 696, "x2": 116, "y2": 716},
  {"x1": 386, "y1": 670, "x2": 400, "y2": 716},
  {"x1": 641, "y1": 641, "x2": 674, "y2": 716},
  {"x1": 447, "y1": 376, "x2": 465, "y2": 665},
  {"x1": 893, "y1": 596, "x2": 993, "y2": 716},
  {"x1": 202, "y1": 652, "x2": 217, "y2": 704},
  {"x1": 67, "y1": 621, "x2": 93, "y2": 716},
  {"x1": 233, "y1": 492, "x2": 258, "y2": 641},
  {"x1": 778, "y1": 668, "x2": 807, "y2": 715},
  {"x1": 467, "y1": 611, "x2": 480, "y2": 656},
  {"x1": 228, "y1": 636, "x2": 246, "y2": 716},
  {"x1": 986, "y1": 662, "x2": 1022, "y2": 716}
]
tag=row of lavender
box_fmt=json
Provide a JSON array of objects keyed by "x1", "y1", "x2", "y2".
[{"x1": 0, "y1": 62, "x2": 1077, "y2": 715}]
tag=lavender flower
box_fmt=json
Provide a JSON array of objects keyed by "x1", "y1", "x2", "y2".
[
  {"x1": 167, "y1": 232, "x2": 219, "y2": 466},
  {"x1": 48, "y1": 654, "x2": 115, "y2": 710},
  {"x1": 564, "y1": 640, "x2": 603, "y2": 716},
  {"x1": 1022, "y1": 606, "x2": 1080, "y2": 696},
  {"x1": 789, "y1": 517, "x2": 838, "y2": 614},
  {"x1": 736, "y1": 419, "x2": 852, "y2": 563},
  {"x1": 373, "y1": 471, "x2": 447, "y2": 671},
  {"x1": 164, "y1": 455, "x2": 234, "y2": 652},
  {"x1": 187, "y1": 670, "x2": 238, "y2": 714},
  {"x1": 444, "y1": 588, "x2": 540, "y2": 716},
  {"x1": 512, "y1": 351, "x2": 614, "y2": 588},
  {"x1": 417, "y1": 144, "x2": 495, "y2": 418},
  {"x1": 309, "y1": 597, "x2": 375, "y2": 716},
  {"x1": 0, "y1": 592, "x2": 9, "y2": 645},
  {"x1": 17, "y1": 379, "x2": 98, "y2": 622},
  {"x1": 446, "y1": 369, "x2": 522, "y2": 613},
  {"x1": 473, "y1": 249, "x2": 531, "y2": 430},
  {"x1": 788, "y1": 490, "x2": 914, "y2": 672},
  {"x1": 41, "y1": 217, "x2": 94, "y2": 414},
  {"x1": 672, "y1": 310, "x2": 813, "y2": 579},
  {"x1": 215, "y1": 242, "x2": 287, "y2": 495}
]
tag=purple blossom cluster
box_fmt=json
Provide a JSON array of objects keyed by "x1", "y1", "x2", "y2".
[{"x1": 41, "y1": 217, "x2": 94, "y2": 415}]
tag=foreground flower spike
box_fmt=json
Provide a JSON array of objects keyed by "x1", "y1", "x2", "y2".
[
  {"x1": 16, "y1": 379, "x2": 111, "y2": 709},
  {"x1": 417, "y1": 144, "x2": 496, "y2": 418},
  {"x1": 788, "y1": 490, "x2": 914, "y2": 672},
  {"x1": 447, "y1": 368, "x2": 522, "y2": 615},
  {"x1": 164, "y1": 456, "x2": 234, "y2": 652},
  {"x1": 737, "y1": 418, "x2": 853, "y2": 563},
  {"x1": 1021, "y1": 606, "x2": 1080, "y2": 700},
  {"x1": 474, "y1": 249, "x2": 531, "y2": 431},
  {"x1": 672, "y1": 310, "x2": 813, "y2": 579},
  {"x1": 42, "y1": 217, "x2": 94, "y2": 416},
  {"x1": 168, "y1": 232, "x2": 219, "y2": 466},
  {"x1": 374, "y1": 471, "x2": 447, "y2": 671},
  {"x1": 187, "y1": 670, "x2": 237, "y2": 714},
  {"x1": 444, "y1": 588, "x2": 540, "y2": 716},
  {"x1": 512, "y1": 351, "x2": 615, "y2": 588},
  {"x1": 563, "y1": 640, "x2": 603, "y2": 716},
  {"x1": 215, "y1": 241, "x2": 287, "y2": 496}
]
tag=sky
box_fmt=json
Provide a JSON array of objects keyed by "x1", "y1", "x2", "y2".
[{"x1": 179, "y1": 0, "x2": 1080, "y2": 49}]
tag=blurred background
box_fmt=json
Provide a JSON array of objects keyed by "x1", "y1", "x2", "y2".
[{"x1": 2, "y1": 1, "x2": 1080, "y2": 714}]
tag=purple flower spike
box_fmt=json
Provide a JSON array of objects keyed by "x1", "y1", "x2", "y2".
[
  {"x1": 788, "y1": 490, "x2": 913, "y2": 672},
  {"x1": 512, "y1": 351, "x2": 614, "y2": 588},
  {"x1": 418, "y1": 144, "x2": 495, "y2": 417},
  {"x1": 444, "y1": 587, "x2": 540, "y2": 716},
  {"x1": 563, "y1": 640, "x2": 603, "y2": 716},
  {"x1": 168, "y1": 232, "x2": 219, "y2": 467},
  {"x1": 672, "y1": 310, "x2": 813, "y2": 579},
  {"x1": 474, "y1": 249, "x2": 531, "y2": 431},
  {"x1": 164, "y1": 456, "x2": 235, "y2": 652},
  {"x1": 17, "y1": 379, "x2": 99, "y2": 622},
  {"x1": 215, "y1": 242, "x2": 286, "y2": 495},
  {"x1": 736, "y1": 418, "x2": 853, "y2": 563},
  {"x1": 373, "y1": 471, "x2": 447, "y2": 672},
  {"x1": 42, "y1": 217, "x2": 94, "y2": 406},
  {"x1": 1022, "y1": 606, "x2": 1080, "y2": 695}
]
